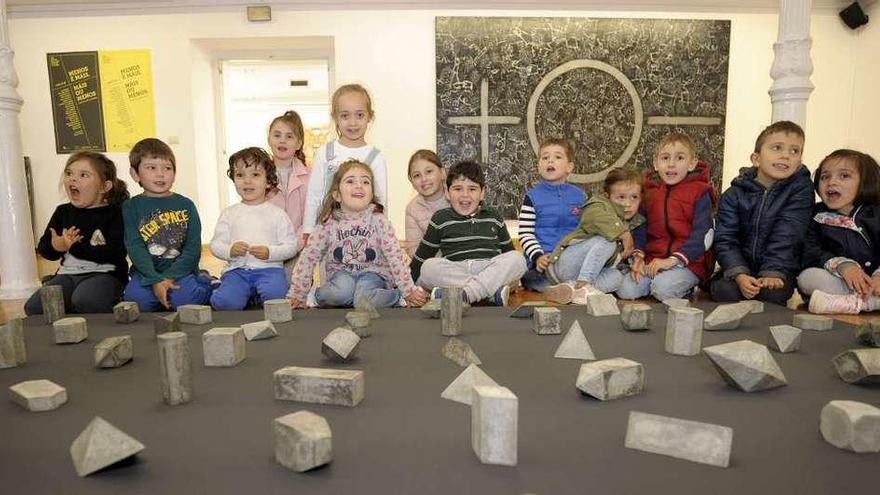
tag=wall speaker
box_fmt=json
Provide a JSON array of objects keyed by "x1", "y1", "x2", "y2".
[{"x1": 840, "y1": 2, "x2": 869, "y2": 30}]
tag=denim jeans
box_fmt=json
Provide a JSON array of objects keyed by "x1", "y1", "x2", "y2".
[
  {"x1": 553, "y1": 236, "x2": 623, "y2": 293},
  {"x1": 123, "y1": 272, "x2": 213, "y2": 312},
  {"x1": 616, "y1": 266, "x2": 699, "y2": 301},
  {"x1": 316, "y1": 270, "x2": 400, "y2": 308},
  {"x1": 417, "y1": 250, "x2": 527, "y2": 303},
  {"x1": 210, "y1": 267, "x2": 288, "y2": 311},
  {"x1": 797, "y1": 267, "x2": 851, "y2": 296}
]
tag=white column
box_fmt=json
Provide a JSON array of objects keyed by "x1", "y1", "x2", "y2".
[
  {"x1": 769, "y1": 0, "x2": 814, "y2": 127},
  {"x1": 0, "y1": 0, "x2": 40, "y2": 300}
]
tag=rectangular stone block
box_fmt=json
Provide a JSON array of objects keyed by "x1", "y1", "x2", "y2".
[
  {"x1": 441, "y1": 287, "x2": 464, "y2": 336},
  {"x1": 202, "y1": 327, "x2": 246, "y2": 367},
  {"x1": 532, "y1": 306, "x2": 561, "y2": 335},
  {"x1": 0, "y1": 318, "x2": 27, "y2": 368},
  {"x1": 274, "y1": 366, "x2": 364, "y2": 407},
  {"x1": 154, "y1": 312, "x2": 180, "y2": 336},
  {"x1": 665, "y1": 307, "x2": 703, "y2": 356},
  {"x1": 178, "y1": 304, "x2": 212, "y2": 325},
  {"x1": 625, "y1": 411, "x2": 733, "y2": 468},
  {"x1": 53, "y1": 317, "x2": 88, "y2": 344},
  {"x1": 112, "y1": 301, "x2": 139, "y2": 323},
  {"x1": 793, "y1": 313, "x2": 833, "y2": 331},
  {"x1": 40, "y1": 285, "x2": 65, "y2": 324},
  {"x1": 157, "y1": 332, "x2": 193, "y2": 405},
  {"x1": 472, "y1": 385, "x2": 518, "y2": 466},
  {"x1": 264, "y1": 299, "x2": 293, "y2": 323}
]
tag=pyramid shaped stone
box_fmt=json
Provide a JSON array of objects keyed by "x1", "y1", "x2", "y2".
[
  {"x1": 69, "y1": 416, "x2": 145, "y2": 477},
  {"x1": 554, "y1": 321, "x2": 595, "y2": 360},
  {"x1": 242, "y1": 320, "x2": 277, "y2": 341},
  {"x1": 768, "y1": 325, "x2": 802, "y2": 353},
  {"x1": 586, "y1": 293, "x2": 620, "y2": 316},
  {"x1": 576, "y1": 357, "x2": 644, "y2": 400},
  {"x1": 441, "y1": 364, "x2": 498, "y2": 405},
  {"x1": 832, "y1": 348, "x2": 880, "y2": 384},
  {"x1": 703, "y1": 340, "x2": 787, "y2": 392},
  {"x1": 704, "y1": 303, "x2": 753, "y2": 331},
  {"x1": 441, "y1": 337, "x2": 482, "y2": 367},
  {"x1": 94, "y1": 336, "x2": 133, "y2": 368}
]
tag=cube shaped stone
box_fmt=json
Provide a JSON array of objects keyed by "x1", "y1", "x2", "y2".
[
  {"x1": 94, "y1": 335, "x2": 133, "y2": 368},
  {"x1": 321, "y1": 327, "x2": 361, "y2": 362},
  {"x1": 533, "y1": 307, "x2": 561, "y2": 335},
  {"x1": 768, "y1": 325, "x2": 802, "y2": 353},
  {"x1": 586, "y1": 293, "x2": 620, "y2": 316},
  {"x1": 242, "y1": 320, "x2": 277, "y2": 341},
  {"x1": 664, "y1": 307, "x2": 703, "y2": 356},
  {"x1": 9, "y1": 379, "x2": 67, "y2": 412},
  {"x1": 793, "y1": 313, "x2": 833, "y2": 331},
  {"x1": 472, "y1": 385, "x2": 518, "y2": 466},
  {"x1": 40, "y1": 285, "x2": 65, "y2": 324},
  {"x1": 274, "y1": 411, "x2": 332, "y2": 472},
  {"x1": 576, "y1": 358, "x2": 644, "y2": 400},
  {"x1": 274, "y1": 366, "x2": 364, "y2": 407},
  {"x1": 621, "y1": 304, "x2": 652, "y2": 331},
  {"x1": 112, "y1": 301, "x2": 139, "y2": 323},
  {"x1": 202, "y1": 327, "x2": 246, "y2": 367},
  {"x1": 820, "y1": 400, "x2": 880, "y2": 453},
  {"x1": 264, "y1": 299, "x2": 293, "y2": 323},
  {"x1": 178, "y1": 304, "x2": 212, "y2": 325},
  {"x1": 53, "y1": 317, "x2": 88, "y2": 344},
  {"x1": 0, "y1": 318, "x2": 27, "y2": 368}
]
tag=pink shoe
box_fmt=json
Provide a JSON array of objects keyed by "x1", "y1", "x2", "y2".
[
  {"x1": 808, "y1": 290, "x2": 863, "y2": 315},
  {"x1": 572, "y1": 283, "x2": 603, "y2": 305},
  {"x1": 544, "y1": 283, "x2": 574, "y2": 304}
]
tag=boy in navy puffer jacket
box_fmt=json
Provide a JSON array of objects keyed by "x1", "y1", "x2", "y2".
[{"x1": 710, "y1": 121, "x2": 814, "y2": 305}]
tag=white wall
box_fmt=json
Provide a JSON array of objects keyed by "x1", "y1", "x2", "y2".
[{"x1": 9, "y1": 9, "x2": 874, "y2": 241}]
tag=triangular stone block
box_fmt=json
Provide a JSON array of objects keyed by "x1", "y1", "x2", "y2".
[
  {"x1": 69, "y1": 416, "x2": 145, "y2": 477},
  {"x1": 768, "y1": 325, "x2": 802, "y2": 353},
  {"x1": 441, "y1": 364, "x2": 498, "y2": 405},
  {"x1": 441, "y1": 337, "x2": 482, "y2": 367},
  {"x1": 554, "y1": 321, "x2": 595, "y2": 360},
  {"x1": 704, "y1": 302, "x2": 752, "y2": 331},
  {"x1": 703, "y1": 340, "x2": 787, "y2": 392}
]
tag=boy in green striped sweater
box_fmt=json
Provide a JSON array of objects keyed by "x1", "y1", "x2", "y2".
[{"x1": 410, "y1": 161, "x2": 527, "y2": 306}]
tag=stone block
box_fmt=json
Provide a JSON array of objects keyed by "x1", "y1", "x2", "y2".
[
  {"x1": 157, "y1": 332, "x2": 193, "y2": 405},
  {"x1": 820, "y1": 400, "x2": 880, "y2": 453},
  {"x1": 154, "y1": 312, "x2": 180, "y2": 336},
  {"x1": 112, "y1": 301, "x2": 140, "y2": 323},
  {"x1": 768, "y1": 325, "x2": 802, "y2": 353},
  {"x1": 274, "y1": 366, "x2": 364, "y2": 407},
  {"x1": 69, "y1": 416, "x2": 145, "y2": 477},
  {"x1": 703, "y1": 340, "x2": 787, "y2": 392},
  {"x1": 264, "y1": 299, "x2": 293, "y2": 323},
  {"x1": 202, "y1": 327, "x2": 246, "y2": 367},
  {"x1": 420, "y1": 299, "x2": 442, "y2": 318},
  {"x1": 472, "y1": 385, "x2": 518, "y2": 466},
  {"x1": 664, "y1": 307, "x2": 703, "y2": 356},
  {"x1": 354, "y1": 293, "x2": 380, "y2": 319},
  {"x1": 704, "y1": 302, "x2": 753, "y2": 331},
  {"x1": 740, "y1": 300, "x2": 764, "y2": 314},
  {"x1": 441, "y1": 364, "x2": 498, "y2": 405},
  {"x1": 94, "y1": 336, "x2": 133, "y2": 368},
  {"x1": 274, "y1": 411, "x2": 333, "y2": 472},
  {"x1": 856, "y1": 321, "x2": 880, "y2": 348},
  {"x1": 441, "y1": 337, "x2": 482, "y2": 367},
  {"x1": 345, "y1": 311, "x2": 372, "y2": 338},
  {"x1": 321, "y1": 327, "x2": 360, "y2": 362},
  {"x1": 441, "y1": 287, "x2": 464, "y2": 336},
  {"x1": 832, "y1": 348, "x2": 880, "y2": 384},
  {"x1": 625, "y1": 411, "x2": 733, "y2": 468},
  {"x1": 532, "y1": 306, "x2": 561, "y2": 335},
  {"x1": 53, "y1": 317, "x2": 88, "y2": 344},
  {"x1": 662, "y1": 298, "x2": 690, "y2": 310},
  {"x1": 178, "y1": 304, "x2": 212, "y2": 325},
  {"x1": 40, "y1": 285, "x2": 65, "y2": 324},
  {"x1": 242, "y1": 320, "x2": 277, "y2": 341},
  {"x1": 0, "y1": 318, "x2": 27, "y2": 369},
  {"x1": 9, "y1": 379, "x2": 67, "y2": 412},
  {"x1": 620, "y1": 304, "x2": 652, "y2": 332},
  {"x1": 554, "y1": 321, "x2": 595, "y2": 360},
  {"x1": 793, "y1": 313, "x2": 833, "y2": 331},
  {"x1": 586, "y1": 293, "x2": 620, "y2": 316},
  {"x1": 509, "y1": 301, "x2": 545, "y2": 318},
  {"x1": 576, "y1": 357, "x2": 644, "y2": 400}
]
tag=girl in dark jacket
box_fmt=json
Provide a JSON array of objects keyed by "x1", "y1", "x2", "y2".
[{"x1": 799, "y1": 149, "x2": 880, "y2": 314}]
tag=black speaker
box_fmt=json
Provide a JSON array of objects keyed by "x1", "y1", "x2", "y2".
[{"x1": 840, "y1": 2, "x2": 869, "y2": 29}]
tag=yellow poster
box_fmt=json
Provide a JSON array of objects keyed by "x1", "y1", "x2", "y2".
[{"x1": 98, "y1": 49, "x2": 155, "y2": 152}]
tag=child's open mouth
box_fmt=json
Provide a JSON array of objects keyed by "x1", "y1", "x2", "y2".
[
  {"x1": 68, "y1": 186, "x2": 80, "y2": 198},
  {"x1": 825, "y1": 190, "x2": 840, "y2": 201}
]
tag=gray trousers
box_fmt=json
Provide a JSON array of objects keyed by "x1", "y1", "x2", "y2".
[
  {"x1": 797, "y1": 267, "x2": 852, "y2": 296},
  {"x1": 417, "y1": 251, "x2": 527, "y2": 302}
]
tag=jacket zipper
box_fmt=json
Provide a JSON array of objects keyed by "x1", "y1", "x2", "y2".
[{"x1": 751, "y1": 188, "x2": 770, "y2": 260}]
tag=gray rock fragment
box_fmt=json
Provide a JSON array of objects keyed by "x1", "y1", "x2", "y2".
[
  {"x1": 793, "y1": 313, "x2": 833, "y2": 331},
  {"x1": 202, "y1": 327, "x2": 246, "y2": 367},
  {"x1": 832, "y1": 348, "x2": 880, "y2": 384},
  {"x1": 53, "y1": 317, "x2": 88, "y2": 344},
  {"x1": 154, "y1": 312, "x2": 180, "y2": 336},
  {"x1": 40, "y1": 285, "x2": 65, "y2": 324},
  {"x1": 625, "y1": 411, "x2": 733, "y2": 468},
  {"x1": 321, "y1": 327, "x2": 360, "y2": 362},
  {"x1": 345, "y1": 311, "x2": 371, "y2": 337},
  {"x1": 441, "y1": 337, "x2": 482, "y2": 367},
  {"x1": 856, "y1": 321, "x2": 880, "y2": 348},
  {"x1": 441, "y1": 287, "x2": 464, "y2": 336},
  {"x1": 421, "y1": 299, "x2": 442, "y2": 318},
  {"x1": 586, "y1": 293, "x2": 620, "y2": 316},
  {"x1": 94, "y1": 336, "x2": 133, "y2": 368},
  {"x1": 472, "y1": 385, "x2": 518, "y2": 466},
  {"x1": 178, "y1": 304, "x2": 212, "y2": 325},
  {"x1": 508, "y1": 301, "x2": 545, "y2": 318},
  {"x1": 768, "y1": 325, "x2": 802, "y2": 353},
  {"x1": 264, "y1": 299, "x2": 293, "y2": 323},
  {"x1": 664, "y1": 307, "x2": 703, "y2": 356},
  {"x1": 9, "y1": 379, "x2": 67, "y2": 411},
  {"x1": 274, "y1": 366, "x2": 364, "y2": 407},
  {"x1": 662, "y1": 298, "x2": 690, "y2": 310},
  {"x1": 704, "y1": 302, "x2": 753, "y2": 331},
  {"x1": 575, "y1": 357, "x2": 644, "y2": 400},
  {"x1": 354, "y1": 293, "x2": 380, "y2": 319},
  {"x1": 820, "y1": 400, "x2": 880, "y2": 453},
  {"x1": 241, "y1": 320, "x2": 277, "y2": 341},
  {"x1": 274, "y1": 411, "x2": 333, "y2": 472},
  {"x1": 532, "y1": 306, "x2": 561, "y2": 335},
  {"x1": 740, "y1": 300, "x2": 764, "y2": 314},
  {"x1": 703, "y1": 340, "x2": 787, "y2": 392},
  {"x1": 0, "y1": 318, "x2": 27, "y2": 369},
  {"x1": 441, "y1": 364, "x2": 498, "y2": 405},
  {"x1": 157, "y1": 332, "x2": 193, "y2": 405},
  {"x1": 112, "y1": 301, "x2": 139, "y2": 323},
  {"x1": 620, "y1": 304, "x2": 652, "y2": 331},
  {"x1": 69, "y1": 416, "x2": 145, "y2": 477},
  {"x1": 554, "y1": 321, "x2": 595, "y2": 360}
]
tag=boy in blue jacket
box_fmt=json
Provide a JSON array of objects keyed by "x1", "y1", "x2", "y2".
[{"x1": 710, "y1": 121, "x2": 814, "y2": 305}]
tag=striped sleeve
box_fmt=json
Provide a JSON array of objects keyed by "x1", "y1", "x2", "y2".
[
  {"x1": 410, "y1": 212, "x2": 442, "y2": 282},
  {"x1": 517, "y1": 194, "x2": 542, "y2": 264},
  {"x1": 495, "y1": 210, "x2": 515, "y2": 254}
]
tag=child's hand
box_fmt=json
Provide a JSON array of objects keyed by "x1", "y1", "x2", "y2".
[
  {"x1": 619, "y1": 232, "x2": 634, "y2": 260},
  {"x1": 840, "y1": 265, "x2": 873, "y2": 296},
  {"x1": 248, "y1": 245, "x2": 270, "y2": 260},
  {"x1": 405, "y1": 287, "x2": 428, "y2": 307},
  {"x1": 630, "y1": 256, "x2": 645, "y2": 282},
  {"x1": 289, "y1": 297, "x2": 306, "y2": 309},
  {"x1": 535, "y1": 254, "x2": 551, "y2": 273},
  {"x1": 734, "y1": 274, "x2": 761, "y2": 299},
  {"x1": 50, "y1": 227, "x2": 83, "y2": 252},
  {"x1": 152, "y1": 278, "x2": 179, "y2": 309},
  {"x1": 230, "y1": 241, "x2": 249, "y2": 257},
  {"x1": 757, "y1": 277, "x2": 785, "y2": 291},
  {"x1": 872, "y1": 275, "x2": 880, "y2": 297},
  {"x1": 646, "y1": 257, "x2": 677, "y2": 278}
]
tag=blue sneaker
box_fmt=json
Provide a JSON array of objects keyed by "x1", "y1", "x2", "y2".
[{"x1": 492, "y1": 285, "x2": 511, "y2": 307}]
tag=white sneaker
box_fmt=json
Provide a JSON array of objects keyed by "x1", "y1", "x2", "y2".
[
  {"x1": 306, "y1": 287, "x2": 319, "y2": 308},
  {"x1": 808, "y1": 290, "x2": 863, "y2": 315},
  {"x1": 544, "y1": 282, "x2": 574, "y2": 304},
  {"x1": 572, "y1": 283, "x2": 603, "y2": 305}
]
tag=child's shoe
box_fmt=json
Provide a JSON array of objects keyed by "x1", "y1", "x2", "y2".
[
  {"x1": 492, "y1": 285, "x2": 511, "y2": 307},
  {"x1": 808, "y1": 290, "x2": 863, "y2": 314},
  {"x1": 544, "y1": 282, "x2": 574, "y2": 304},
  {"x1": 571, "y1": 283, "x2": 603, "y2": 306}
]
